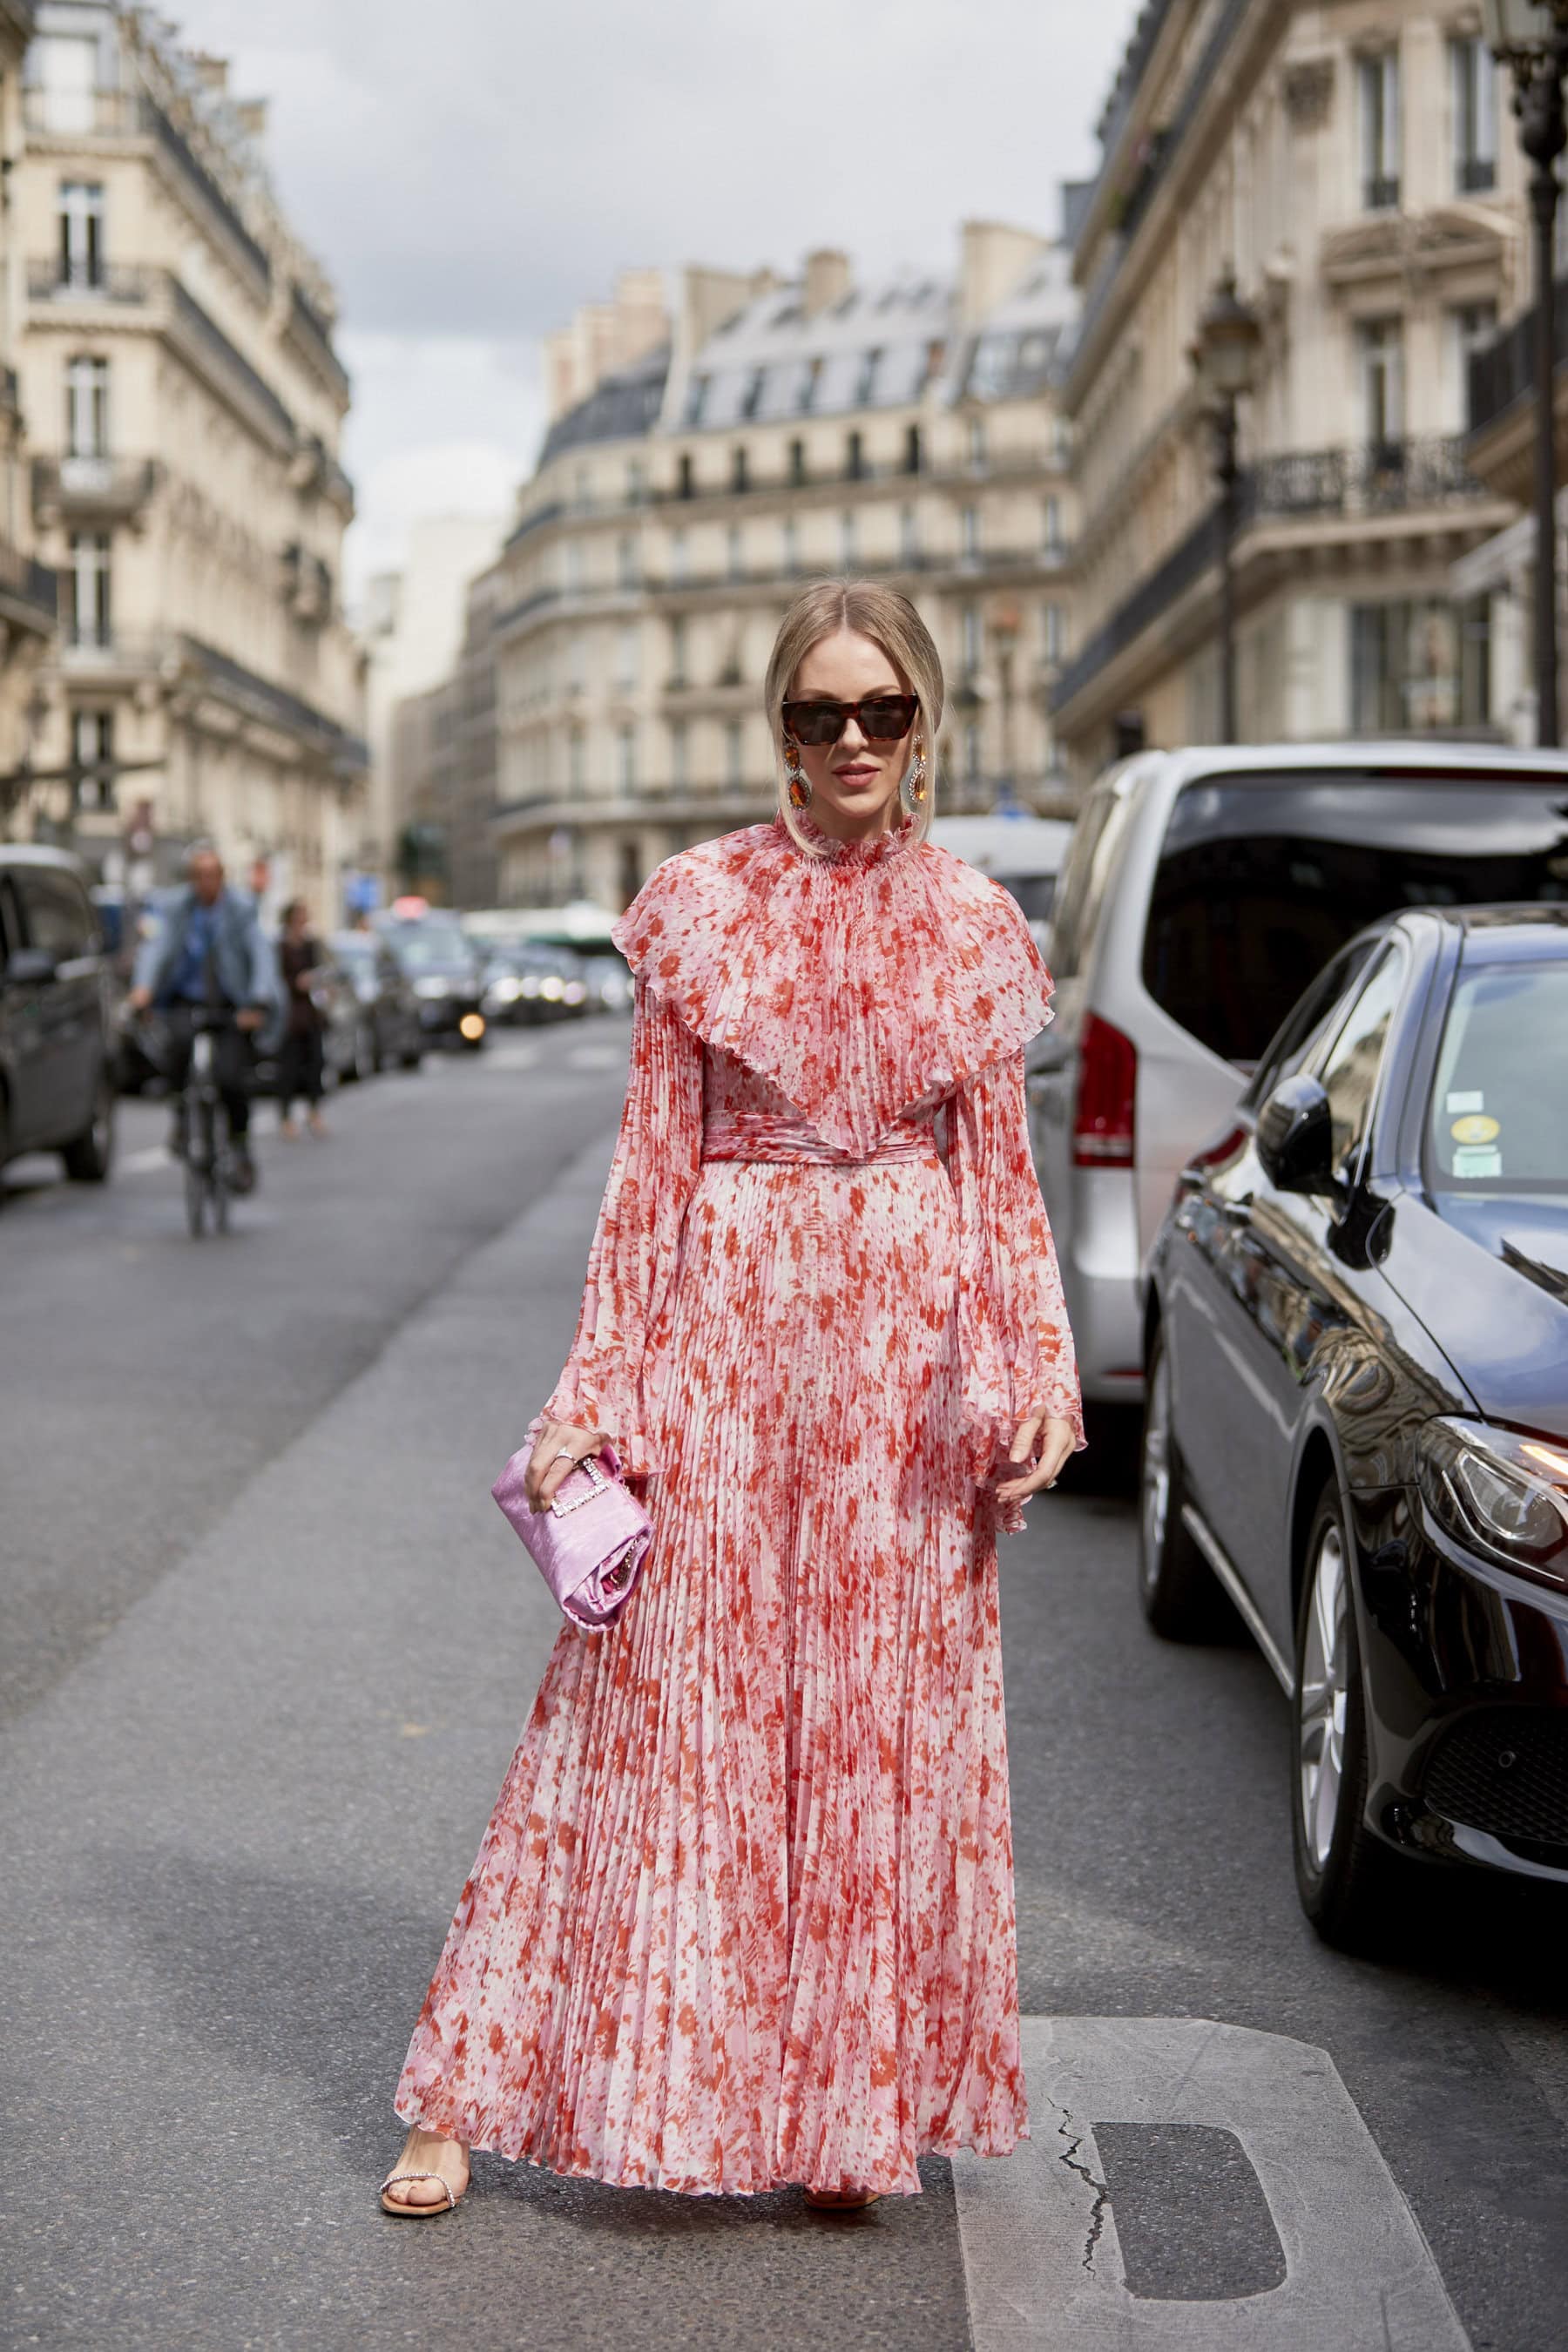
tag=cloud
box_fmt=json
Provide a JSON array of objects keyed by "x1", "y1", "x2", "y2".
[{"x1": 159, "y1": 0, "x2": 1133, "y2": 583}]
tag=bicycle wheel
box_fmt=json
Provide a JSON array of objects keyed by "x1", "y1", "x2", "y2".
[
  {"x1": 186, "y1": 1091, "x2": 217, "y2": 1238},
  {"x1": 213, "y1": 1159, "x2": 230, "y2": 1233}
]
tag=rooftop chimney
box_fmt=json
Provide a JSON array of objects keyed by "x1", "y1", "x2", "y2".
[
  {"x1": 958, "y1": 220, "x2": 1049, "y2": 326},
  {"x1": 803, "y1": 248, "x2": 851, "y2": 318}
]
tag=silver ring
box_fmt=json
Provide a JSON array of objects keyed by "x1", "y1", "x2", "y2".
[{"x1": 552, "y1": 1448, "x2": 582, "y2": 1465}]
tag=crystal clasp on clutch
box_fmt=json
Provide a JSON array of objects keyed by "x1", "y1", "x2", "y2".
[{"x1": 550, "y1": 1454, "x2": 609, "y2": 1517}]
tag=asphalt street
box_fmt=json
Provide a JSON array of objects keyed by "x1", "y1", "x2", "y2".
[{"x1": 3, "y1": 1023, "x2": 1566, "y2": 2351}]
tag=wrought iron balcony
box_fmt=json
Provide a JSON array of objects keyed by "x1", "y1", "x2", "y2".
[
  {"x1": 1470, "y1": 279, "x2": 1568, "y2": 438},
  {"x1": 28, "y1": 259, "x2": 152, "y2": 304},
  {"x1": 1245, "y1": 436, "x2": 1486, "y2": 517},
  {"x1": 1457, "y1": 156, "x2": 1497, "y2": 195},
  {"x1": 1363, "y1": 174, "x2": 1402, "y2": 212},
  {"x1": 0, "y1": 537, "x2": 58, "y2": 631},
  {"x1": 33, "y1": 455, "x2": 160, "y2": 522},
  {"x1": 1052, "y1": 437, "x2": 1494, "y2": 719}
]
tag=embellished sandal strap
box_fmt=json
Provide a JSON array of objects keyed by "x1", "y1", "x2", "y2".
[{"x1": 380, "y1": 2168, "x2": 457, "y2": 2209}]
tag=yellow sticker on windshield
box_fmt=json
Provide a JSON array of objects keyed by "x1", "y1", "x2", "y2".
[{"x1": 1450, "y1": 1114, "x2": 1500, "y2": 1145}]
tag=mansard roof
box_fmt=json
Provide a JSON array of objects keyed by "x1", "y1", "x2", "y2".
[{"x1": 537, "y1": 343, "x2": 672, "y2": 463}]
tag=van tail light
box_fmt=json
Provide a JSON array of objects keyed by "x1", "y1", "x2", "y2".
[{"x1": 1072, "y1": 1013, "x2": 1137, "y2": 1167}]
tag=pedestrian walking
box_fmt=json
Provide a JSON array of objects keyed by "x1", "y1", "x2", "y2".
[
  {"x1": 276, "y1": 902, "x2": 328, "y2": 1140},
  {"x1": 382, "y1": 580, "x2": 1082, "y2": 2219}
]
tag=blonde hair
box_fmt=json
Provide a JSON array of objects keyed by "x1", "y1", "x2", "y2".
[{"x1": 763, "y1": 578, "x2": 944, "y2": 854}]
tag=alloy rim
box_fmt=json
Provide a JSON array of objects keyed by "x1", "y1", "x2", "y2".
[
  {"x1": 1140, "y1": 1348, "x2": 1171, "y2": 1587},
  {"x1": 1298, "y1": 1520, "x2": 1348, "y2": 1873}
]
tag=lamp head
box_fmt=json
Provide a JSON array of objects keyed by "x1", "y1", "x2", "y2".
[
  {"x1": 1484, "y1": 0, "x2": 1568, "y2": 57},
  {"x1": 1192, "y1": 268, "x2": 1263, "y2": 402}
]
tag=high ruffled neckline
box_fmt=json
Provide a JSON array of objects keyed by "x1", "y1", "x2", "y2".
[
  {"x1": 777, "y1": 811, "x2": 918, "y2": 867},
  {"x1": 612, "y1": 821, "x2": 1054, "y2": 1156}
]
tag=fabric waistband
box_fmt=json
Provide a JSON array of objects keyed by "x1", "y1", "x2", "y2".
[{"x1": 701, "y1": 1112, "x2": 940, "y2": 1170}]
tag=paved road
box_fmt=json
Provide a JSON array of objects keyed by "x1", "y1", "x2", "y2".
[{"x1": 3, "y1": 1026, "x2": 1566, "y2": 2350}]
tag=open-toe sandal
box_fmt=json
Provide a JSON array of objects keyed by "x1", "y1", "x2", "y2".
[{"x1": 380, "y1": 2166, "x2": 464, "y2": 2217}]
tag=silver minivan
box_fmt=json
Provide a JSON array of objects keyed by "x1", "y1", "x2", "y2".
[{"x1": 1029, "y1": 742, "x2": 1568, "y2": 1405}]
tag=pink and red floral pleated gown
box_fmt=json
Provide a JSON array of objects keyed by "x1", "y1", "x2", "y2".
[{"x1": 395, "y1": 813, "x2": 1083, "y2": 2196}]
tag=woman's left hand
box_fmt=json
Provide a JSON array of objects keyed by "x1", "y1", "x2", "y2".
[{"x1": 994, "y1": 1413, "x2": 1077, "y2": 1504}]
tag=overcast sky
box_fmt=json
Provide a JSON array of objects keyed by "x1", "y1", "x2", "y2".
[{"x1": 162, "y1": 1, "x2": 1136, "y2": 606}]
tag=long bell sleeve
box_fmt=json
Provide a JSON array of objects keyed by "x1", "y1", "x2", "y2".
[
  {"x1": 542, "y1": 976, "x2": 704, "y2": 1476},
  {"x1": 950, "y1": 1050, "x2": 1085, "y2": 1525}
]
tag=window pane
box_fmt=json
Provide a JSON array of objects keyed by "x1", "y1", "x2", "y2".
[
  {"x1": 1321, "y1": 948, "x2": 1404, "y2": 1176},
  {"x1": 1142, "y1": 774, "x2": 1568, "y2": 1065},
  {"x1": 18, "y1": 868, "x2": 95, "y2": 957}
]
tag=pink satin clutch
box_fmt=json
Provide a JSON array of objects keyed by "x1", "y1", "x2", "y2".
[{"x1": 491, "y1": 1423, "x2": 652, "y2": 1630}]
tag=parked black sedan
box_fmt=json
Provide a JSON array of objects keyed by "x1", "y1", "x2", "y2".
[
  {"x1": 1140, "y1": 904, "x2": 1568, "y2": 1950},
  {"x1": 1, "y1": 845, "x2": 117, "y2": 1187}
]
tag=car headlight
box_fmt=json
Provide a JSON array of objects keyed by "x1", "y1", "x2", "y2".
[
  {"x1": 414, "y1": 977, "x2": 450, "y2": 999},
  {"x1": 1416, "y1": 1416, "x2": 1568, "y2": 1591},
  {"x1": 564, "y1": 980, "x2": 586, "y2": 1004},
  {"x1": 540, "y1": 977, "x2": 564, "y2": 1000},
  {"x1": 486, "y1": 977, "x2": 523, "y2": 1004}
]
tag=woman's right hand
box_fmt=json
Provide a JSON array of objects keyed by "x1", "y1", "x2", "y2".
[{"x1": 524, "y1": 1418, "x2": 611, "y2": 1511}]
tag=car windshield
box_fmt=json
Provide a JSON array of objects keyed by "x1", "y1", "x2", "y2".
[
  {"x1": 1143, "y1": 774, "x2": 1568, "y2": 1067},
  {"x1": 386, "y1": 925, "x2": 470, "y2": 972},
  {"x1": 1426, "y1": 956, "x2": 1568, "y2": 1199}
]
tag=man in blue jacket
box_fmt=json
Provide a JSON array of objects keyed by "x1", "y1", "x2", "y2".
[{"x1": 127, "y1": 844, "x2": 279, "y2": 1189}]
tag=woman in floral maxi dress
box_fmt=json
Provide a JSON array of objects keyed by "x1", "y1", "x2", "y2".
[{"x1": 383, "y1": 581, "x2": 1082, "y2": 2215}]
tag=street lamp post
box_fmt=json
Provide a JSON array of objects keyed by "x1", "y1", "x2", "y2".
[
  {"x1": 1190, "y1": 270, "x2": 1263, "y2": 745},
  {"x1": 1484, "y1": 0, "x2": 1568, "y2": 747}
]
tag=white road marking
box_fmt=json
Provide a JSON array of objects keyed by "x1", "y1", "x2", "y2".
[
  {"x1": 118, "y1": 1146, "x2": 171, "y2": 1175},
  {"x1": 951, "y1": 2017, "x2": 1470, "y2": 2349}
]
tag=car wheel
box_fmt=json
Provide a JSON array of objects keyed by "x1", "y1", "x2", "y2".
[
  {"x1": 62, "y1": 1067, "x2": 116, "y2": 1183},
  {"x1": 1139, "y1": 1328, "x2": 1235, "y2": 1640},
  {"x1": 1291, "y1": 1482, "x2": 1404, "y2": 1950},
  {"x1": 399, "y1": 1042, "x2": 422, "y2": 1070}
]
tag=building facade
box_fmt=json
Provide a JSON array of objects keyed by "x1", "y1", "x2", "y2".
[
  {"x1": 362, "y1": 510, "x2": 504, "y2": 905},
  {"x1": 11, "y1": 1, "x2": 366, "y2": 912},
  {"x1": 1052, "y1": 0, "x2": 1525, "y2": 774},
  {"x1": 0, "y1": 3, "x2": 61, "y2": 828},
  {"x1": 487, "y1": 224, "x2": 1080, "y2": 912},
  {"x1": 387, "y1": 553, "x2": 504, "y2": 909}
]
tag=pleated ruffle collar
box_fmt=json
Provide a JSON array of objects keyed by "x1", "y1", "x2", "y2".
[
  {"x1": 612, "y1": 819, "x2": 1055, "y2": 1156},
  {"x1": 787, "y1": 811, "x2": 918, "y2": 867}
]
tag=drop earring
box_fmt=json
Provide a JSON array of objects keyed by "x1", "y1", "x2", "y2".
[
  {"x1": 900, "y1": 738, "x2": 929, "y2": 818},
  {"x1": 785, "y1": 745, "x2": 813, "y2": 811}
]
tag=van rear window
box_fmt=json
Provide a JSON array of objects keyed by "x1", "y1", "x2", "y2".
[{"x1": 1142, "y1": 774, "x2": 1568, "y2": 1065}]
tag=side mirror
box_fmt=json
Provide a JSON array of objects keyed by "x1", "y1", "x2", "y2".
[
  {"x1": 1256, "y1": 1072, "x2": 1335, "y2": 1195},
  {"x1": 5, "y1": 946, "x2": 58, "y2": 988}
]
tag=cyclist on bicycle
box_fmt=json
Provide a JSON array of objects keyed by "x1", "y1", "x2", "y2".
[{"x1": 126, "y1": 844, "x2": 278, "y2": 1193}]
